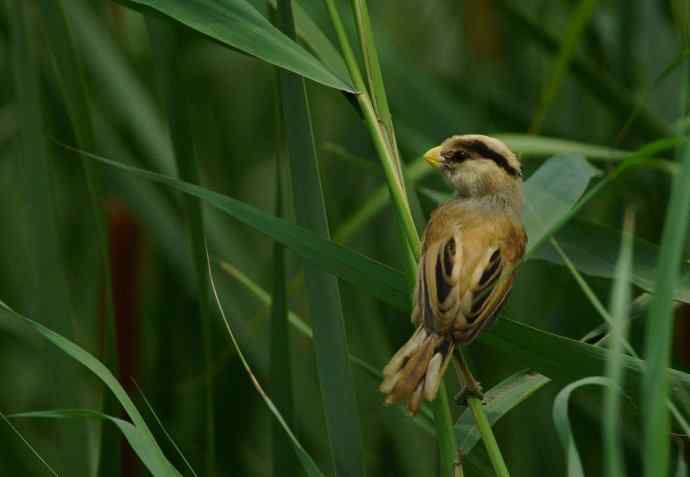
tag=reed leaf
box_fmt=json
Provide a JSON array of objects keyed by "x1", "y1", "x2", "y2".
[
  {"x1": 603, "y1": 211, "x2": 635, "y2": 477},
  {"x1": 275, "y1": 2, "x2": 366, "y2": 475},
  {"x1": 114, "y1": 0, "x2": 354, "y2": 92}
]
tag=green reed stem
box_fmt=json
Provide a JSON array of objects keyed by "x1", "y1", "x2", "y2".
[{"x1": 322, "y1": 2, "x2": 510, "y2": 475}]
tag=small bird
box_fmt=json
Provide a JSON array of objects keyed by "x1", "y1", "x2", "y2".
[{"x1": 379, "y1": 134, "x2": 527, "y2": 415}]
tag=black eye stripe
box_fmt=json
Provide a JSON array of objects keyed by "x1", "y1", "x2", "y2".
[
  {"x1": 463, "y1": 140, "x2": 521, "y2": 178},
  {"x1": 442, "y1": 150, "x2": 469, "y2": 163}
]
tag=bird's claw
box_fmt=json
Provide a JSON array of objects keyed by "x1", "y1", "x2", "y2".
[{"x1": 454, "y1": 382, "x2": 485, "y2": 406}]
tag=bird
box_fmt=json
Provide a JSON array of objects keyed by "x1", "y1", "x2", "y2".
[{"x1": 379, "y1": 134, "x2": 527, "y2": 415}]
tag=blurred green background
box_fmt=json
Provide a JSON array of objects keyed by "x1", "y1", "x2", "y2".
[{"x1": 1, "y1": 0, "x2": 689, "y2": 476}]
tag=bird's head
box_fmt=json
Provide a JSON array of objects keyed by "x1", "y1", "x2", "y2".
[{"x1": 424, "y1": 135, "x2": 522, "y2": 199}]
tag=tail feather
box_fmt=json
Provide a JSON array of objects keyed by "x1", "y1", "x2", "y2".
[{"x1": 379, "y1": 326, "x2": 454, "y2": 415}]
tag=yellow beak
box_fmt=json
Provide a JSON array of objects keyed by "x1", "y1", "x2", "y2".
[{"x1": 423, "y1": 145, "x2": 443, "y2": 168}]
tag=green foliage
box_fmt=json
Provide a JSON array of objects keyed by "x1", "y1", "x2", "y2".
[{"x1": 2, "y1": 1, "x2": 690, "y2": 476}]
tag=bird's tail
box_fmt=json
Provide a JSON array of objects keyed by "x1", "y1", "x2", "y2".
[{"x1": 379, "y1": 326, "x2": 454, "y2": 415}]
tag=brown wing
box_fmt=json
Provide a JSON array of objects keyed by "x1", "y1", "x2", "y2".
[{"x1": 412, "y1": 203, "x2": 526, "y2": 343}]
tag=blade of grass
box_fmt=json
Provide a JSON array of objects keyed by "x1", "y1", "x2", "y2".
[
  {"x1": 207, "y1": 253, "x2": 326, "y2": 477},
  {"x1": 0, "y1": 411, "x2": 59, "y2": 477},
  {"x1": 643, "y1": 34, "x2": 690, "y2": 474},
  {"x1": 133, "y1": 381, "x2": 199, "y2": 477},
  {"x1": 533, "y1": 219, "x2": 690, "y2": 304},
  {"x1": 8, "y1": 2, "x2": 91, "y2": 474},
  {"x1": 455, "y1": 371, "x2": 550, "y2": 455},
  {"x1": 278, "y1": 0, "x2": 350, "y2": 82},
  {"x1": 553, "y1": 377, "x2": 612, "y2": 476},
  {"x1": 276, "y1": 2, "x2": 366, "y2": 476},
  {"x1": 146, "y1": 19, "x2": 216, "y2": 476},
  {"x1": 269, "y1": 132, "x2": 298, "y2": 476},
  {"x1": 548, "y1": 236, "x2": 690, "y2": 437},
  {"x1": 0, "y1": 303, "x2": 181, "y2": 476},
  {"x1": 604, "y1": 211, "x2": 635, "y2": 477},
  {"x1": 64, "y1": 144, "x2": 411, "y2": 309},
  {"x1": 114, "y1": 0, "x2": 353, "y2": 92},
  {"x1": 10, "y1": 409, "x2": 183, "y2": 477},
  {"x1": 467, "y1": 397, "x2": 509, "y2": 477},
  {"x1": 522, "y1": 154, "x2": 600, "y2": 254},
  {"x1": 497, "y1": 134, "x2": 627, "y2": 161},
  {"x1": 479, "y1": 316, "x2": 690, "y2": 411},
  {"x1": 529, "y1": 0, "x2": 600, "y2": 133}
]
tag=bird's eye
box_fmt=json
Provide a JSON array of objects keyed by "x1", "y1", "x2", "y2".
[{"x1": 445, "y1": 150, "x2": 469, "y2": 163}]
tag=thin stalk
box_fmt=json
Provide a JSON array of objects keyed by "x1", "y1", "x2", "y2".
[
  {"x1": 358, "y1": 93, "x2": 420, "y2": 276},
  {"x1": 643, "y1": 17, "x2": 690, "y2": 472},
  {"x1": 322, "y1": 0, "x2": 418, "y2": 280},
  {"x1": 270, "y1": 87, "x2": 298, "y2": 476},
  {"x1": 322, "y1": 2, "x2": 510, "y2": 475},
  {"x1": 468, "y1": 398, "x2": 510, "y2": 477},
  {"x1": 350, "y1": 0, "x2": 403, "y2": 174}
]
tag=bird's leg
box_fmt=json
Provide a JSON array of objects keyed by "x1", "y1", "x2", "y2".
[{"x1": 453, "y1": 348, "x2": 484, "y2": 405}]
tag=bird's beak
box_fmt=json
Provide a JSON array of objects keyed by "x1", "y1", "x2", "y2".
[{"x1": 423, "y1": 145, "x2": 443, "y2": 168}]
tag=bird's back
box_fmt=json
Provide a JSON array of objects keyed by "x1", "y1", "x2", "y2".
[{"x1": 415, "y1": 197, "x2": 526, "y2": 337}]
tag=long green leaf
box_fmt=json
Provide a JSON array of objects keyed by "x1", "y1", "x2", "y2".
[
  {"x1": 0, "y1": 411, "x2": 59, "y2": 477},
  {"x1": 455, "y1": 371, "x2": 550, "y2": 455},
  {"x1": 481, "y1": 317, "x2": 690, "y2": 410},
  {"x1": 604, "y1": 212, "x2": 634, "y2": 477},
  {"x1": 266, "y1": 0, "x2": 350, "y2": 87},
  {"x1": 269, "y1": 137, "x2": 298, "y2": 476},
  {"x1": 133, "y1": 382, "x2": 199, "y2": 477},
  {"x1": 643, "y1": 123, "x2": 690, "y2": 475},
  {"x1": 276, "y1": 2, "x2": 366, "y2": 475},
  {"x1": 522, "y1": 154, "x2": 600, "y2": 253},
  {"x1": 114, "y1": 0, "x2": 354, "y2": 92},
  {"x1": 497, "y1": 134, "x2": 628, "y2": 161},
  {"x1": 553, "y1": 377, "x2": 611, "y2": 477},
  {"x1": 10, "y1": 410, "x2": 180, "y2": 477},
  {"x1": 0, "y1": 304, "x2": 180, "y2": 476},
  {"x1": 70, "y1": 146, "x2": 410, "y2": 309},
  {"x1": 533, "y1": 220, "x2": 690, "y2": 304}
]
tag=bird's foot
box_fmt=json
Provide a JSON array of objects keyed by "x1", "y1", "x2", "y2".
[{"x1": 453, "y1": 381, "x2": 484, "y2": 406}]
